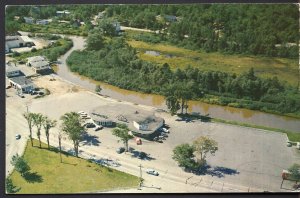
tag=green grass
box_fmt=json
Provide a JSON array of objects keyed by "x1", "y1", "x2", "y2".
[
  {"x1": 212, "y1": 118, "x2": 300, "y2": 142},
  {"x1": 8, "y1": 140, "x2": 139, "y2": 194},
  {"x1": 127, "y1": 40, "x2": 298, "y2": 86}
]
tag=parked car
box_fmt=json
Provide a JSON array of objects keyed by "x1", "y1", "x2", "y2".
[
  {"x1": 116, "y1": 147, "x2": 125, "y2": 154},
  {"x1": 78, "y1": 111, "x2": 86, "y2": 115},
  {"x1": 85, "y1": 123, "x2": 95, "y2": 128},
  {"x1": 94, "y1": 125, "x2": 103, "y2": 131},
  {"x1": 138, "y1": 152, "x2": 147, "y2": 159},
  {"x1": 287, "y1": 141, "x2": 292, "y2": 147},
  {"x1": 146, "y1": 169, "x2": 159, "y2": 176},
  {"x1": 162, "y1": 128, "x2": 169, "y2": 133},
  {"x1": 15, "y1": 134, "x2": 21, "y2": 140}
]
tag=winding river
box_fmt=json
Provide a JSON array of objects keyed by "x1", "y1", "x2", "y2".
[{"x1": 56, "y1": 35, "x2": 300, "y2": 132}]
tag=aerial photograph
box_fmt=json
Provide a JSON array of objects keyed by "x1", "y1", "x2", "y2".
[{"x1": 4, "y1": 3, "x2": 300, "y2": 193}]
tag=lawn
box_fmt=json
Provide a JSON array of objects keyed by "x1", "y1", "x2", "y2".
[
  {"x1": 8, "y1": 140, "x2": 139, "y2": 194},
  {"x1": 127, "y1": 40, "x2": 298, "y2": 86}
]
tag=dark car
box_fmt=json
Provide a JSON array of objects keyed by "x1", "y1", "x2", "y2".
[
  {"x1": 138, "y1": 152, "x2": 147, "y2": 159},
  {"x1": 17, "y1": 93, "x2": 24, "y2": 98},
  {"x1": 116, "y1": 147, "x2": 125, "y2": 154},
  {"x1": 15, "y1": 134, "x2": 21, "y2": 140},
  {"x1": 85, "y1": 123, "x2": 95, "y2": 128}
]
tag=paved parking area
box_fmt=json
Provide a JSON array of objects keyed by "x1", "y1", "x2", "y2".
[{"x1": 6, "y1": 75, "x2": 300, "y2": 192}]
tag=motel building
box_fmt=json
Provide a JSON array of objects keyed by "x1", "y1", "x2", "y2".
[{"x1": 6, "y1": 67, "x2": 34, "y2": 93}]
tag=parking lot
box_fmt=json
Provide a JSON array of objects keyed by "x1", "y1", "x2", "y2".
[{"x1": 6, "y1": 75, "x2": 300, "y2": 192}]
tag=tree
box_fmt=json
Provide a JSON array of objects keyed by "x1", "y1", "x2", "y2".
[
  {"x1": 288, "y1": 164, "x2": 300, "y2": 181},
  {"x1": 42, "y1": 116, "x2": 57, "y2": 149},
  {"x1": 97, "y1": 19, "x2": 117, "y2": 37},
  {"x1": 32, "y1": 113, "x2": 44, "y2": 148},
  {"x1": 85, "y1": 30, "x2": 105, "y2": 51},
  {"x1": 95, "y1": 85, "x2": 102, "y2": 93},
  {"x1": 23, "y1": 112, "x2": 34, "y2": 147},
  {"x1": 172, "y1": 143, "x2": 196, "y2": 168},
  {"x1": 5, "y1": 178, "x2": 18, "y2": 193},
  {"x1": 60, "y1": 112, "x2": 84, "y2": 157},
  {"x1": 193, "y1": 136, "x2": 218, "y2": 163},
  {"x1": 10, "y1": 154, "x2": 30, "y2": 177},
  {"x1": 112, "y1": 124, "x2": 133, "y2": 152}
]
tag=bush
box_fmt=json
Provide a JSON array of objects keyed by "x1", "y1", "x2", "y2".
[{"x1": 31, "y1": 48, "x2": 37, "y2": 52}]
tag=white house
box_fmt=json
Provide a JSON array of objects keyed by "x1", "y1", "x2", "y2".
[
  {"x1": 8, "y1": 76, "x2": 34, "y2": 93},
  {"x1": 6, "y1": 67, "x2": 21, "y2": 78},
  {"x1": 36, "y1": 19, "x2": 51, "y2": 25},
  {"x1": 26, "y1": 56, "x2": 50, "y2": 74},
  {"x1": 24, "y1": 17, "x2": 35, "y2": 24},
  {"x1": 5, "y1": 36, "x2": 34, "y2": 53}
]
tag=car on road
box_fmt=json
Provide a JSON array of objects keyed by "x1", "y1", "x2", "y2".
[
  {"x1": 116, "y1": 147, "x2": 125, "y2": 154},
  {"x1": 15, "y1": 134, "x2": 21, "y2": 140},
  {"x1": 146, "y1": 169, "x2": 159, "y2": 176},
  {"x1": 94, "y1": 125, "x2": 103, "y2": 131}
]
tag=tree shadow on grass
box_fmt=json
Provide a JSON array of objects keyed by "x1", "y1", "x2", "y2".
[{"x1": 23, "y1": 172, "x2": 43, "y2": 183}]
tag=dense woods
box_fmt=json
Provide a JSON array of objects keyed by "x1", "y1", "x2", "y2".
[
  {"x1": 67, "y1": 34, "x2": 300, "y2": 116},
  {"x1": 6, "y1": 4, "x2": 299, "y2": 58}
]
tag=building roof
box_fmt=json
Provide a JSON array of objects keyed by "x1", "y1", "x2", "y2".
[
  {"x1": 27, "y1": 56, "x2": 46, "y2": 63},
  {"x1": 6, "y1": 66, "x2": 21, "y2": 73},
  {"x1": 6, "y1": 36, "x2": 19, "y2": 41},
  {"x1": 20, "y1": 36, "x2": 33, "y2": 43},
  {"x1": 91, "y1": 104, "x2": 164, "y2": 135},
  {"x1": 9, "y1": 76, "x2": 33, "y2": 86},
  {"x1": 31, "y1": 60, "x2": 49, "y2": 68}
]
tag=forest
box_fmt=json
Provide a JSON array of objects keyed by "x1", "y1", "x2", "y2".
[
  {"x1": 6, "y1": 4, "x2": 299, "y2": 58},
  {"x1": 67, "y1": 32, "x2": 300, "y2": 117}
]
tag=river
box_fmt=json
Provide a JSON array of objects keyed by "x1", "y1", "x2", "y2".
[{"x1": 56, "y1": 35, "x2": 300, "y2": 132}]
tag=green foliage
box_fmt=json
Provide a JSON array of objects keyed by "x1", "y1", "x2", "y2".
[
  {"x1": 95, "y1": 85, "x2": 102, "y2": 93},
  {"x1": 288, "y1": 164, "x2": 300, "y2": 181},
  {"x1": 32, "y1": 113, "x2": 44, "y2": 148},
  {"x1": 193, "y1": 136, "x2": 218, "y2": 162},
  {"x1": 112, "y1": 125, "x2": 133, "y2": 151},
  {"x1": 85, "y1": 30, "x2": 105, "y2": 51},
  {"x1": 5, "y1": 178, "x2": 19, "y2": 193},
  {"x1": 10, "y1": 154, "x2": 30, "y2": 177},
  {"x1": 60, "y1": 112, "x2": 84, "y2": 157},
  {"x1": 172, "y1": 143, "x2": 196, "y2": 168}
]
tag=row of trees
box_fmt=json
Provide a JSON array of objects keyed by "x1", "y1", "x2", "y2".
[{"x1": 67, "y1": 33, "x2": 300, "y2": 116}]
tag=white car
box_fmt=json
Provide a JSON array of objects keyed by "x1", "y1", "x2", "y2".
[
  {"x1": 146, "y1": 169, "x2": 159, "y2": 176},
  {"x1": 162, "y1": 128, "x2": 169, "y2": 133},
  {"x1": 94, "y1": 125, "x2": 103, "y2": 131}
]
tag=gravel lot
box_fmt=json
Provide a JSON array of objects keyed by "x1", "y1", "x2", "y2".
[{"x1": 6, "y1": 75, "x2": 300, "y2": 192}]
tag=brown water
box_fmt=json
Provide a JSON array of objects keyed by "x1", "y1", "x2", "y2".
[{"x1": 56, "y1": 36, "x2": 300, "y2": 132}]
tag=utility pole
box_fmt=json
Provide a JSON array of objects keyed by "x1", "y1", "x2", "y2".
[{"x1": 138, "y1": 164, "x2": 143, "y2": 188}]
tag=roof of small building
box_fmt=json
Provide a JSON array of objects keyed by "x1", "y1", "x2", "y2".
[
  {"x1": 6, "y1": 66, "x2": 21, "y2": 73},
  {"x1": 27, "y1": 56, "x2": 46, "y2": 63},
  {"x1": 20, "y1": 36, "x2": 33, "y2": 43},
  {"x1": 9, "y1": 76, "x2": 33, "y2": 86},
  {"x1": 31, "y1": 60, "x2": 49, "y2": 68}
]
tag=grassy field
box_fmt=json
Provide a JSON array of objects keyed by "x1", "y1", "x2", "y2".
[
  {"x1": 8, "y1": 140, "x2": 139, "y2": 194},
  {"x1": 127, "y1": 40, "x2": 298, "y2": 86}
]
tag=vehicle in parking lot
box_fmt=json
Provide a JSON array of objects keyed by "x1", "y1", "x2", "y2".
[
  {"x1": 162, "y1": 128, "x2": 169, "y2": 133},
  {"x1": 138, "y1": 152, "x2": 147, "y2": 159},
  {"x1": 146, "y1": 169, "x2": 159, "y2": 176},
  {"x1": 85, "y1": 123, "x2": 95, "y2": 128},
  {"x1": 116, "y1": 147, "x2": 125, "y2": 154},
  {"x1": 15, "y1": 134, "x2": 21, "y2": 140},
  {"x1": 94, "y1": 125, "x2": 103, "y2": 131}
]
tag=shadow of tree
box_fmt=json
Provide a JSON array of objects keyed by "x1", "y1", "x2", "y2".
[
  {"x1": 23, "y1": 172, "x2": 43, "y2": 183},
  {"x1": 130, "y1": 150, "x2": 156, "y2": 161},
  {"x1": 191, "y1": 164, "x2": 239, "y2": 178},
  {"x1": 81, "y1": 132, "x2": 101, "y2": 146}
]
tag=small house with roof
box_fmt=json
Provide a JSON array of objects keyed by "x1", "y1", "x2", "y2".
[
  {"x1": 26, "y1": 56, "x2": 50, "y2": 74},
  {"x1": 24, "y1": 17, "x2": 35, "y2": 24}
]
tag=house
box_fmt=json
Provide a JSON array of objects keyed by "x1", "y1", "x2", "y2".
[
  {"x1": 24, "y1": 17, "x2": 35, "y2": 24},
  {"x1": 36, "y1": 19, "x2": 51, "y2": 25},
  {"x1": 90, "y1": 113, "x2": 114, "y2": 127},
  {"x1": 5, "y1": 36, "x2": 35, "y2": 53},
  {"x1": 8, "y1": 76, "x2": 34, "y2": 93},
  {"x1": 26, "y1": 56, "x2": 50, "y2": 74},
  {"x1": 30, "y1": 61, "x2": 50, "y2": 73},
  {"x1": 6, "y1": 67, "x2": 22, "y2": 78},
  {"x1": 56, "y1": 10, "x2": 71, "y2": 17},
  {"x1": 90, "y1": 104, "x2": 164, "y2": 138}
]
